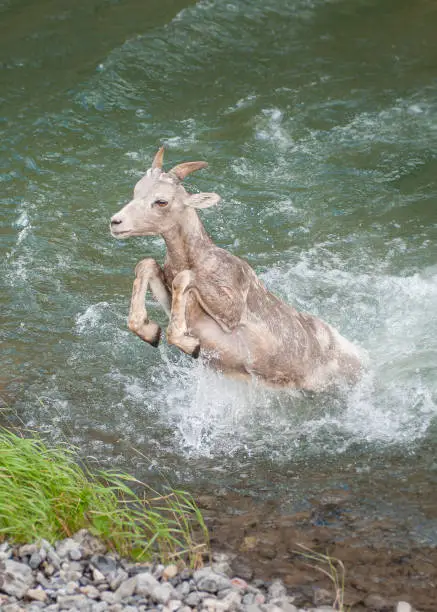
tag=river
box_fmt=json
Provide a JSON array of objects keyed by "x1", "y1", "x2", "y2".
[{"x1": 1, "y1": 0, "x2": 437, "y2": 554}]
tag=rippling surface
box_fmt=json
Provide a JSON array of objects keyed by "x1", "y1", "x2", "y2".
[{"x1": 2, "y1": 0, "x2": 437, "y2": 543}]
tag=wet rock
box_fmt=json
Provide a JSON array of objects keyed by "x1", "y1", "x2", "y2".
[
  {"x1": 194, "y1": 568, "x2": 232, "y2": 593},
  {"x1": 230, "y1": 558, "x2": 254, "y2": 581},
  {"x1": 0, "y1": 559, "x2": 34, "y2": 598},
  {"x1": 364, "y1": 593, "x2": 391, "y2": 610}
]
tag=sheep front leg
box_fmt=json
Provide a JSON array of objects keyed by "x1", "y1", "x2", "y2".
[
  {"x1": 166, "y1": 270, "x2": 201, "y2": 358},
  {"x1": 128, "y1": 258, "x2": 171, "y2": 347}
]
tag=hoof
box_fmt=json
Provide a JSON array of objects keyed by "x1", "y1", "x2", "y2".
[
  {"x1": 149, "y1": 326, "x2": 161, "y2": 348},
  {"x1": 167, "y1": 329, "x2": 200, "y2": 357},
  {"x1": 129, "y1": 319, "x2": 161, "y2": 347}
]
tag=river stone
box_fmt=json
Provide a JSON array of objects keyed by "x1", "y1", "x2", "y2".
[
  {"x1": 364, "y1": 593, "x2": 391, "y2": 610},
  {"x1": 92, "y1": 603, "x2": 109, "y2": 612},
  {"x1": 91, "y1": 555, "x2": 118, "y2": 576},
  {"x1": 3, "y1": 604, "x2": 23, "y2": 612},
  {"x1": 19, "y1": 543, "x2": 38, "y2": 557},
  {"x1": 58, "y1": 593, "x2": 92, "y2": 610},
  {"x1": 174, "y1": 580, "x2": 190, "y2": 599},
  {"x1": 73, "y1": 530, "x2": 107, "y2": 558},
  {"x1": 56, "y1": 538, "x2": 80, "y2": 560},
  {"x1": 40, "y1": 540, "x2": 61, "y2": 570},
  {"x1": 396, "y1": 603, "x2": 414, "y2": 612},
  {"x1": 0, "y1": 559, "x2": 34, "y2": 598},
  {"x1": 193, "y1": 568, "x2": 232, "y2": 593},
  {"x1": 92, "y1": 567, "x2": 106, "y2": 583},
  {"x1": 151, "y1": 582, "x2": 176, "y2": 604},
  {"x1": 29, "y1": 552, "x2": 44, "y2": 570},
  {"x1": 184, "y1": 590, "x2": 210, "y2": 607},
  {"x1": 222, "y1": 590, "x2": 242, "y2": 610},
  {"x1": 165, "y1": 598, "x2": 183, "y2": 611},
  {"x1": 202, "y1": 597, "x2": 230, "y2": 611},
  {"x1": 100, "y1": 591, "x2": 117, "y2": 604},
  {"x1": 136, "y1": 572, "x2": 160, "y2": 596},
  {"x1": 114, "y1": 576, "x2": 137, "y2": 601},
  {"x1": 109, "y1": 569, "x2": 129, "y2": 591},
  {"x1": 230, "y1": 558, "x2": 253, "y2": 581},
  {"x1": 27, "y1": 587, "x2": 48, "y2": 602},
  {"x1": 243, "y1": 605, "x2": 263, "y2": 612},
  {"x1": 81, "y1": 584, "x2": 100, "y2": 599},
  {"x1": 162, "y1": 564, "x2": 179, "y2": 581}
]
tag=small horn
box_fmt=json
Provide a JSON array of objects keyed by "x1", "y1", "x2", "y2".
[
  {"x1": 151, "y1": 146, "x2": 165, "y2": 170},
  {"x1": 169, "y1": 161, "x2": 208, "y2": 181}
]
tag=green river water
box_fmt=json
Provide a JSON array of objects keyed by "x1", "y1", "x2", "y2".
[{"x1": 1, "y1": 0, "x2": 437, "y2": 545}]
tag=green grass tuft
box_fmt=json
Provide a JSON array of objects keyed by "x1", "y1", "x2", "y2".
[{"x1": 0, "y1": 428, "x2": 209, "y2": 566}]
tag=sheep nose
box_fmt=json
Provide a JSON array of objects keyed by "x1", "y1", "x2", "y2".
[{"x1": 111, "y1": 216, "x2": 123, "y2": 226}]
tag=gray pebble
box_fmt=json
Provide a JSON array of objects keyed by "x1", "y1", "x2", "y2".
[
  {"x1": 29, "y1": 553, "x2": 43, "y2": 569},
  {"x1": 396, "y1": 603, "x2": 415, "y2": 612},
  {"x1": 92, "y1": 603, "x2": 109, "y2": 612},
  {"x1": 0, "y1": 559, "x2": 34, "y2": 598},
  {"x1": 100, "y1": 591, "x2": 117, "y2": 604},
  {"x1": 184, "y1": 590, "x2": 210, "y2": 607},
  {"x1": 114, "y1": 576, "x2": 137, "y2": 601},
  {"x1": 194, "y1": 568, "x2": 232, "y2": 593},
  {"x1": 57, "y1": 593, "x2": 92, "y2": 610}
]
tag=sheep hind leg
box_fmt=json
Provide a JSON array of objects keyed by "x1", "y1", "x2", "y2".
[{"x1": 166, "y1": 270, "x2": 201, "y2": 358}]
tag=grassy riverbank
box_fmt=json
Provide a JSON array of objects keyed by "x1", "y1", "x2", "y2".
[{"x1": 0, "y1": 428, "x2": 209, "y2": 565}]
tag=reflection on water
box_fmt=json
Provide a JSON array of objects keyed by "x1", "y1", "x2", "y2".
[{"x1": 1, "y1": 0, "x2": 437, "y2": 546}]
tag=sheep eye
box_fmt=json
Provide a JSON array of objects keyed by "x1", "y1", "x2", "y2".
[{"x1": 154, "y1": 199, "x2": 168, "y2": 207}]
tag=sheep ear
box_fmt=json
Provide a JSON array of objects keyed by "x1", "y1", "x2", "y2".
[{"x1": 186, "y1": 192, "x2": 221, "y2": 209}]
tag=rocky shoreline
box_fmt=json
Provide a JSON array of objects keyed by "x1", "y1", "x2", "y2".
[{"x1": 0, "y1": 531, "x2": 418, "y2": 612}]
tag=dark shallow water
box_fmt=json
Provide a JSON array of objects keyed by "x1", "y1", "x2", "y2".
[{"x1": 1, "y1": 0, "x2": 437, "y2": 547}]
